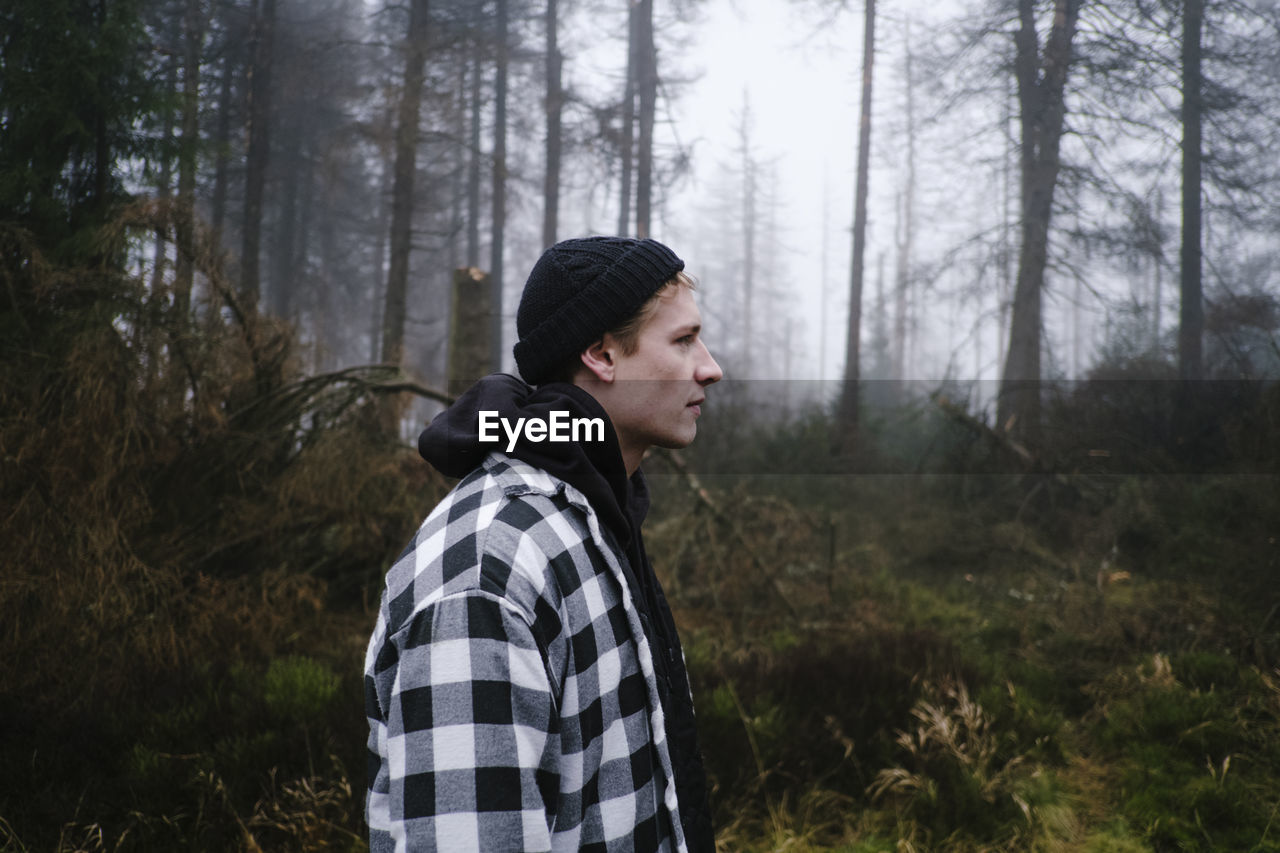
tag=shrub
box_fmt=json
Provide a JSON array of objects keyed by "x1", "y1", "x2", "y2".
[{"x1": 868, "y1": 681, "x2": 1045, "y2": 845}]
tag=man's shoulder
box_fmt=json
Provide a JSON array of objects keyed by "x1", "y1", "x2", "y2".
[
  {"x1": 434, "y1": 452, "x2": 585, "y2": 533},
  {"x1": 380, "y1": 453, "x2": 604, "y2": 633},
  {"x1": 412, "y1": 453, "x2": 562, "y2": 533}
]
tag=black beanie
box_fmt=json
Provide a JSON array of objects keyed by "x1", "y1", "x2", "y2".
[{"x1": 513, "y1": 236, "x2": 685, "y2": 385}]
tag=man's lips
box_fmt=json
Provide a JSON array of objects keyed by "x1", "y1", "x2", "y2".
[{"x1": 688, "y1": 397, "x2": 704, "y2": 416}]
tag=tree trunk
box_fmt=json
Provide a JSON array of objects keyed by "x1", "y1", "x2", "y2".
[
  {"x1": 379, "y1": 0, "x2": 430, "y2": 436},
  {"x1": 542, "y1": 0, "x2": 562, "y2": 248},
  {"x1": 150, "y1": 55, "x2": 177, "y2": 295},
  {"x1": 271, "y1": 133, "x2": 304, "y2": 320},
  {"x1": 174, "y1": 0, "x2": 204, "y2": 312},
  {"x1": 892, "y1": 23, "x2": 916, "y2": 394},
  {"x1": 834, "y1": 0, "x2": 876, "y2": 454},
  {"x1": 314, "y1": 156, "x2": 335, "y2": 372},
  {"x1": 618, "y1": 1, "x2": 637, "y2": 236},
  {"x1": 210, "y1": 36, "x2": 235, "y2": 256},
  {"x1": 1179, "y1": 0, "x2": 1203, "y2": 381},
  {"x1": 739, "y1": 94, "x2": 756, "y2": 376},
  {"x1": 450, "y1": 55, "x2": 465, "y2": 274},
  {"x1": 997, "y1": 82, "x2": 1015, "y2": 375},
  {"x1": 296, "y1": 146, "x2": 316, "y2": 316},
  {"x1": 1073, "y1": 275, "x2": 1083, "y2": 377},
  {"x1": 371, "y1": 163, "x2": 391, "y2": 363},
  {"x1": 635, "y1": 0, "x2": 656, "y2": 238},
  {"x1": 90, "y1": 0, "x2": 111, "y2": 221},
  {"x1": 449, "y1": 268, "x2": 494, "y2": 394},
  {"x1": 240, "y1": 0, "x2": 276, "y2": 307},
  {"x1": 996, "y1": 0, "x2": 1081, "y2": 445},
  {"x1": 1152, "y1": 190, "x2": 1163, "y2": 352},
  {"x1": 489, "y1": 0, "x2": 509, "y2": 371},
  {"x1": 466, "y1": 3, "x2": 483, "y2": 267},
  {"x1": 819, "y1": 166, "x2": 830, "y2": 381}
]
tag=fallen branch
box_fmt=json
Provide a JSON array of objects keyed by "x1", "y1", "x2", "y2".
[
  {"x1": 652, "y1": 449, "x2": 801, "y2": 618},
  {"x1": 301, "y1": 365, "x2": 455, "y2": 407},
  {"x1": 931, "y1": 392, "x2": 1035, "y2": 467}
]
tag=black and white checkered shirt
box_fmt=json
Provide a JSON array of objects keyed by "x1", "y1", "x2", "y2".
[{"x1": 365, "y1": 453, "x2": 688, "y2": 852}]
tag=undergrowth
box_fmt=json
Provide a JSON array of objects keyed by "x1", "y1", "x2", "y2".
[
  {"x1": 4, "y1": 214, "x2": 1280, "y2": 850},
  {"x1": 0, "y1": 215, "x2": 446, "y2": 851},
  {"x1": 646, "y1": 383, "x2": 1280, "y2": 852}
]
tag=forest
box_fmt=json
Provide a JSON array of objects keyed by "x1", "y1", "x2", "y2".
[{"x1": 2, "y1": 0, "x2": 1280, "y2": 850}]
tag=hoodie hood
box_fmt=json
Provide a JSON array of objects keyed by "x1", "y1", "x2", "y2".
[
  {"x1": 419, "y1": 373, "x2": 711, "y2": 848},
  {"x1": 418, "y1": 373, "x2": 646, "y2": 544}
]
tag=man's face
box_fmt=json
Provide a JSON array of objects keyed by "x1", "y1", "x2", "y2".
[{"x1": 603, "y1": 285, "x2": 722, "y2": 463}]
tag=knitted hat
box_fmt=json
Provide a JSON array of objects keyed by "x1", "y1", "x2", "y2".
[{"x1": 513, "y1": 236, "x2": 685, "y2": 385}]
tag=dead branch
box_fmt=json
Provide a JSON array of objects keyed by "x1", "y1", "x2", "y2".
[
  {"x1": 652, "y1": 449, "x2": 801, "y2": 618},
  {"x1": 931, "y1": 392, "x2": 1035, "y2": 467}
]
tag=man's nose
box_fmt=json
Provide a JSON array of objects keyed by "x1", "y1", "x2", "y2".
[{"x1": 696, "y1": 342, "x2": 722, "y2": 385}]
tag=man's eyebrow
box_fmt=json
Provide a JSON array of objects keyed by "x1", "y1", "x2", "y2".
[{"x1": 673, "y1": 322, "x2": 701, "y2": 335}]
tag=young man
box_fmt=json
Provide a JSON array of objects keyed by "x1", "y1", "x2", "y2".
[{"x1": 365, "y1": 237, "x2": 722, "y2": 852}]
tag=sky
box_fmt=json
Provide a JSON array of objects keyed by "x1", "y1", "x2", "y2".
[
  {"x1": 660, "y1": 0, "x2": 991, "y2": 387},
  {"x1": 548, "y1": 0, "x2": 1057, "y2": 393},
  {"x1": 670, "y1": 0, "x2": 863, "y2": 383}
]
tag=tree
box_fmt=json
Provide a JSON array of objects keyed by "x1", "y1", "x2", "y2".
[
  {"x1": 634, "y1": 0, "x2": 656, "y2": 237},
  {"x1": 150, "y1": 54, "x2": 178, "y2": 295},
  {"x1": 488, "y1": 0, "x2": 509, "y2": 372},
  {"x1": 1178, "y1": 0, "x2": 1203, "y2": 382},
  {"x1": 207, "y1": 8, "x2": 240, "y2": 257},
  {"x1": 240, "y1": 0, "x2": 277, "y2": 305},
  {"x1": 736, "y1": 93, "x2": 758, "y2": 376},
  {"x1": 617, "y1": 1, "x2": 636, "y2": 235},
  {"x1": 834, "y1": 0, "x2": 876, "y2": 454},
  {"x1": 0, "y1": 0, "x2": 155, "y2": 263},
  {"x1": 380, "y1": 0, "x2": 431, "y2": 434},
  {"x1": 995, "y1": 0, "x2": 1081, "y2": 444},
  {"x1": 919, "y1": 0, "x2": 1280, "y2": 418},
  {"x1": 174, "y1": 0, "x2": 205, "y2": 312},
  {"x1": 466, "y1": 1, "x2": 484, "y2": 267},
  {"x1": 892, "y1": 21, "x2": 918, "y2": 394},
  {"x1": 543, "y1": 0, "x2": 562, "y2": 247}
]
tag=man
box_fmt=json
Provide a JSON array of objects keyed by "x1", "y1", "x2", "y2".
[{"x1": 365, "y1": 236, "x2": 722, "y2": 852}]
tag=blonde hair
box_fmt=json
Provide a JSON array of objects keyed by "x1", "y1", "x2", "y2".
[
  {"x1": 607, "y1": 270, "x2": 697, "y2": 355},
  {"x1": 544, "y1": 271, "x2": 697, "y2": 383}
]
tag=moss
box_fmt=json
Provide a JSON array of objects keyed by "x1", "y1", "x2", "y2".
[{"x1": 1173, "y1": 650, "x2": 1241, "y2": 692}]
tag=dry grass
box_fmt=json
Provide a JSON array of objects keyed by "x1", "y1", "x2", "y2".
[
  {"x1": 0, "y1": 210, "x2": 441, "y2": 849},
  {"x1": 7, "y1": 211, "x2": 1280, "y2": 850}
]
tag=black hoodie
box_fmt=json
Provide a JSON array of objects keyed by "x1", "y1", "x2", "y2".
[{"x1": 417, "y1": 374, "x2": 714, "y2": 852}]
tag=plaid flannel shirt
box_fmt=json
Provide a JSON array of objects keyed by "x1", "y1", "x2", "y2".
[{"x1": 365, "y1": 453, "x2": 688, "y2": 852}]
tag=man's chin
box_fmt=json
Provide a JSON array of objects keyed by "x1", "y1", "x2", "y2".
[{"x1": 655, "y1": 428, "x2": 697, "y2": 450}]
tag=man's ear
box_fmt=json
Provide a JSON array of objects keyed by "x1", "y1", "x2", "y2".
[{"x1": 579, "y1": 336, "x2": 617, "y2": 382}]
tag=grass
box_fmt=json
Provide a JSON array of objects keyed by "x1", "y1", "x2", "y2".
[
  {"x1": 5, "y1": 220, "x2": 1280, "y2": 849},
  {"x1": 0, "y1": 219, "x2": 445, "y2": 851},
  {"x1": 648, "y1": 433, "x2": 1280, "y2": 851}
]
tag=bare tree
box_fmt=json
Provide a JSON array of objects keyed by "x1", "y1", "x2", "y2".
[
  {"x1": 996, "y1": 0, "x2": 1081, "y2": 444},
  {"x1": 489, "y1": 0, "x2": 509, "y2": 370},
  {"x1": 466, "y1": 2, "x2": 483, "y2": 267},
  {"x1": 209, "y1": 17, "x2": 238, "y2": 256},
  {"x1": 543, "y1": 0, "x2": 562, "y2": 247},
  {"x1": 150, "y1": 55, "x2": 177, "y2": 296},
  {"x1": 892, "y1": 20, "x2": 917, "y2": 392},
  {"x1": 240, "y1": 0, "x2": 277, "y2": 305},
  {"x1": 634, "y1": 0, "x2": 655, "y2": 237},
  {"x1": 174, "y1": 0, "x2": 205, "y2": 312},
  {"x1": 380, "y1": 0, "x2": 431, "y2": 434},
  {"x1": 1178, "y1": 0, "x2": 1203, "y2": 381},
  {"x1": 736, "y1": 93, "x2": 757, "y2": 377},
  {"x1": 834, "y1": 0, "x2": 876, "y2": 453},
  {"x1": 617, "y1": 1, "x2": 637, "y2": 235}
]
